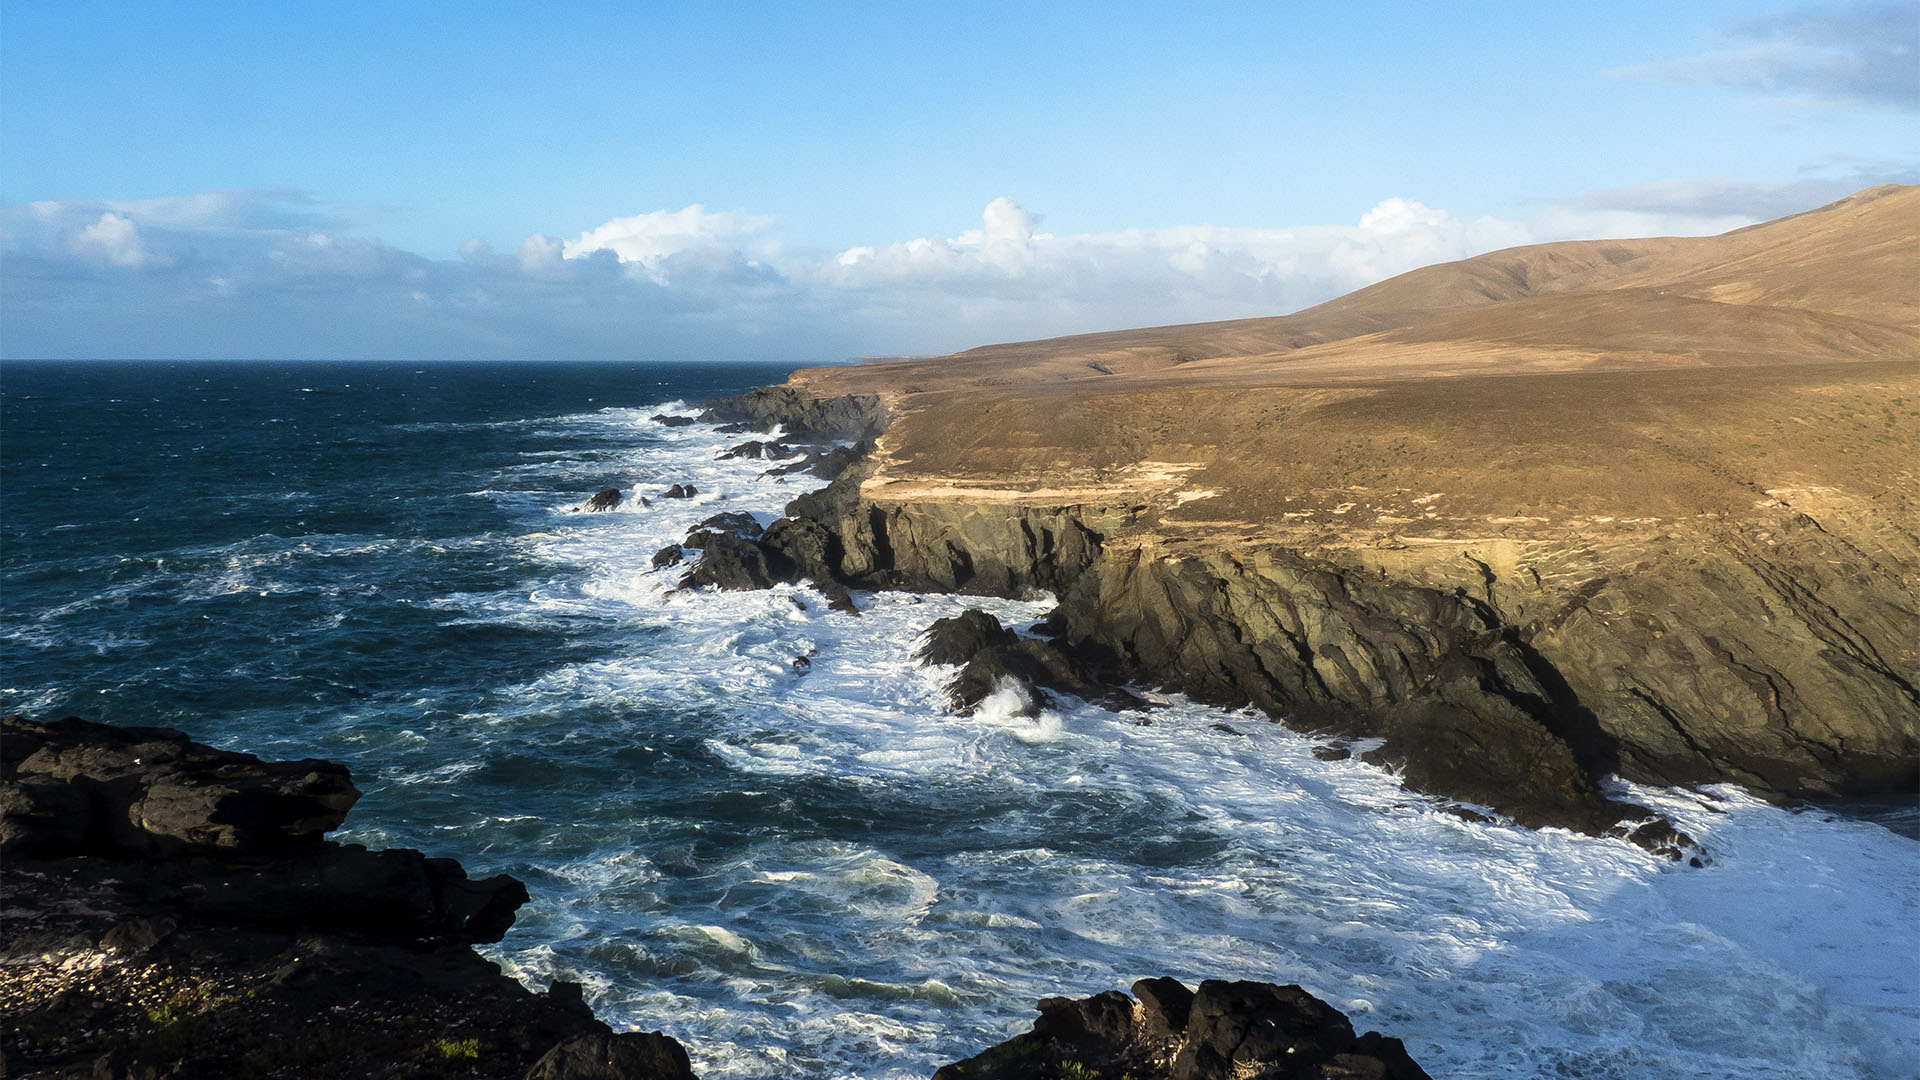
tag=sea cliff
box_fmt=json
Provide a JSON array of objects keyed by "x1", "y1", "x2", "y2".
[{"x1": 685, "y1": 186, "x2": 1920, "y2": 852}]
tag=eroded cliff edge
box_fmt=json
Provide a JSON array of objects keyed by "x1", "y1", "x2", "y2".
[{"x1": 692, "y1": 188, "x2": 1920, "y2": 850}]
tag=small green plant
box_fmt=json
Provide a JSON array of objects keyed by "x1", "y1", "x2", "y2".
[
  {"x1": 1059, "y1": 1063, "x2": 1101, "y2": 1080},
  {"x1": 142, "y1": 1010, "x2": 205, "y2": 1060},
  {"x1": 431, "y1": 1036, "x2": 483, "y2": 1062}
]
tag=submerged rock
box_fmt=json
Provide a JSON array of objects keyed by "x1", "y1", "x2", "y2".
[
  {"x1": 582, "y1": 487, "x2": 622, "y2": 512},
  {"x1": 933, "y1": 977, "x2": 1430, "y2": 1080},
  {"x1": 661, "y1": 483, "x2": 698, "y2": 499},
  {"x1": 650, "y1": 413, "x2": 698, "y2": 427}
]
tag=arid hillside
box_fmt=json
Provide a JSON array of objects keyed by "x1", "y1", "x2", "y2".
[
  {"x1": 791, "y1": 185, "x2": 1918, "y2": 561},
  {"x1": 749, "y1": 185, "x2": 1918, "y2": 822}
]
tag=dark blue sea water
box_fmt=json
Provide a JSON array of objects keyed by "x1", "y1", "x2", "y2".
[{"x1": 3, "y1": 360, "x2": 1915, "y2": 1078}]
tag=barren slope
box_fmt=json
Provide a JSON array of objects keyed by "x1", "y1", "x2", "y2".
[{"x1": 751, "y1": 185, "x2": 1918, "y2": 824}]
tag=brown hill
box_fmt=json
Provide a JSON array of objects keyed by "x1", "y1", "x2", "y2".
[
  {"x1": 754, "y1": 185, "x2": 1918, "y2": 831},
  {"x1": 798, "y1": 183, "x2": 1917, "y2": 396}
]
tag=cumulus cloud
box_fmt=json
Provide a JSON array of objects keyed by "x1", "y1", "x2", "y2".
[
  {"x1": 1614, "y1": 1, "x2": 1919, "y2": 111},
  {"x1": 67, "y1": 212, "x2": 157, "y2": 268},
  {"x1": 0, "y1": 177, "x2": 1866, "y2": 362},
  {"x1": 561, "y1": 205, "x2": 775, "y2": 282}
]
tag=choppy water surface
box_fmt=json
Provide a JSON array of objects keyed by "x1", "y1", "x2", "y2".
[{"x1": 3, "y1": 360, "x2": 1914, "y2": 1079}]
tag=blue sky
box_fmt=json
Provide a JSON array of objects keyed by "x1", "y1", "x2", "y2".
[{"x1": 2, "y1": 1, "x2": 1914, "y2": 361}]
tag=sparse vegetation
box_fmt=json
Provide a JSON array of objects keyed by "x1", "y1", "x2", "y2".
[{"x1": 432, "y1": 1036, "x2": 484, "y2": 1062}]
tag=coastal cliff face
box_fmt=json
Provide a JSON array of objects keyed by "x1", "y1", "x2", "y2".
[{"x1": 697, "y1": 186, "x2": 1920, "y2": 847}]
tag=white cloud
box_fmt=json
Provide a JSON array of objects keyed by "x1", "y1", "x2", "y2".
[
  {"x1": 1, "y1": 177, "x2": 1881, "y2": 362},
  {"x1": 519, "y1": 232, "x2": 566, "y2": 277},
  {"x1": 67, "y1": 212, "x2": 156, "y2": 268},
  {"x1": 560, "y1": 205, "x2": 774, "y2": 282}
]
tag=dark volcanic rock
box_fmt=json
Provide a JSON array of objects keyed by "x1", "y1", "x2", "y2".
[
  {"x1": 661, "y1": 483, "x2": 698, "y2": 499},
  {"x1": 650, "y1": 413, "x2": 698, "y2": 427},
  {"x1": 915, "y1": 610, "x2": 1143, "y2": 715},
  {"x1": 525, "y1": 1032, "x2": 696, "y2": 1080},
  {"x1": 719, "y1": 439, "x2": 792, "y2": 461},
  {"x1": 583, "y1": 488, "x2": 622, "y2": 512},
  {"x1": 679, "y1": 532, "x2": 778, "y2": 591},
  {"x1": 0, "y1": 715, "x2": 696, "y2": 1079},
  {"x1": 934, "y1": 977, "x2": 1430, "y2": 1080},
  {"x1": 1, "y1": 714, "x2": 358, "y2": 859},
  {"x1": 916, "y1": 609, "x2": 1021, "y2": 665},
  {"x1": 694, "y1": 511, "x2": 764, "y2": 541},
  {"x1": 764, "y1": 441, "x2": 871, "y2": 481},
  {"x1": 697, "y1": 386, "x2": 887, "y2": 443},
  {"x1": 652, "y1": 544, "x2": 685, "y2": 569},
  {"x1": 674, "y1": 513, "x2": 859, "y2": 612}
]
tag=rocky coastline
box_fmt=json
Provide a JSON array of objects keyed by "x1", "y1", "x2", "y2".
[
  {"x1": 2, "y1": 714, "x2": 1433, "y2": 1079},
  {"x1": 678, "y1": 376, "x2": 1918, "y2": 859}
]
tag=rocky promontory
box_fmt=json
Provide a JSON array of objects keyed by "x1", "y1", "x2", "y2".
[
  {"x1": 676, "y1": 185, "x2": 1920, "y2": 854},
  {"x1": 0, "y1": 714, "x2": 695, "y2": 1080}
]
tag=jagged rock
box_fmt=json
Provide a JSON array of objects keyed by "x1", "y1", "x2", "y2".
[
  {"x1": 0, "y1": 715, "x2": 695, "y2": 1078},
  {"x1": 660, "y1": 484, "x2": 698, "y2": 499},
  {"x1": 915, "y1": 610, "x2": 1143, "y2": 715},
  {"x1": 678, "y1": 533, "x2": 777, "y2": 591},
  {"x1": 652, "y1": 545, "x2": 684, "y2": 569},
  {"x1": 761, "y1": 517, "x2": 857, "y2": 612},
  {"x1": 764, "y1": 441, "x2": 872, "y2": 481},
  {"x1": 1, "y1": 715, "x2": 358, "y2": 859},
  {"x1": 933, "y1": 978, "x2": 1430, "y2": 1080},
  {"x1": 583, "y1": 488, "x2": 622, "y2": 512},
  {"x1": 916, "y1": 610, "x2": 1020, "y2": 665},
  {"x1": 650, "y1": 414, "x2": 698, "y2": 427},
  {"x1": 697, "y1": 387, "x2": 886, "y2": 443},
  {"x1": 694, "y1": 511, "x2": 763, "y2": 540},
  {"x1": 719, "y1": 440, "x2": 792, "y2": 461},
  {"x1": 524, "y1": 1032, "x2": 696, "y2": 1080},
  {"x1": 673, "y1": 513, "x2": 859, "y2": 613}
]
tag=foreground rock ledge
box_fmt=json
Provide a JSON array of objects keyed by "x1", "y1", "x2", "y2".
[
  {"x1": 0, "y1": 715, "x2": 695, "y2": 1080},
  {"x1": 935, "y1": 978, "x2": 1430, "y2": 1080}
]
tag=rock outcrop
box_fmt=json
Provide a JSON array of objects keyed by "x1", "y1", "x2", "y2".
[
  {"x1": 933, "y1": 977, "x2": 1430, "y2": 1080},
  {"x1": 0, "y1": 715, "x2": 697, "y2": 1080},
  {"x1": 915, "y1": 609, "x2": 1144, "y2": 716},
  {"x1": 696, "y1": 385, "x2": 886, "y2": 444},
  {"x1": 588, "y1": 488, "x2": 623, "y2": 512}
]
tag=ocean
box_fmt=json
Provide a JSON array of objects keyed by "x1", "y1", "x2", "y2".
[{"x1": 2, "y1": 359, "x2": 1914, "y2": 1079}]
